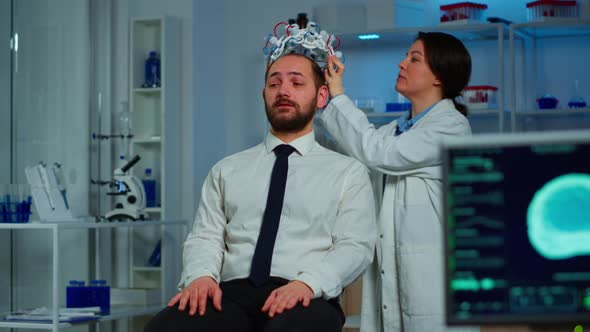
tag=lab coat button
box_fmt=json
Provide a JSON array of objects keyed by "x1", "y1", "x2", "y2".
[
  {"x1": 381, "y1": 269, "x2": 385, "y2": 274},
  {"x1": 380, "y1": 234, "x2": 384, "y2": 238},
  {"x1": 383, "y1": 305, "x2": 388, "y2": 309}
]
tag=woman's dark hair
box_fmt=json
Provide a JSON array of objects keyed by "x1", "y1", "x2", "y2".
[{"x1": 416, "y1": 31, "x2": 471, "y2": 116}]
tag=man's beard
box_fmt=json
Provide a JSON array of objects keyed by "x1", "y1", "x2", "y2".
[{"x1": 265, "y1": 97, "x2": 316, "y2": 133}]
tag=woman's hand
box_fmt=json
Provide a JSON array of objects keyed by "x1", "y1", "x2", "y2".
[{"x1": 324, "y1": 55, "x2": 345, "y2": 98}]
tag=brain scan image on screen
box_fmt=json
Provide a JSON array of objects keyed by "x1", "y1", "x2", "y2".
[
  {"x1": 527, "y1": 173, "x2": 590, "y2": 260},
  {"x1": 445, "y1": 132, "x2": 590, "y2": 325}
]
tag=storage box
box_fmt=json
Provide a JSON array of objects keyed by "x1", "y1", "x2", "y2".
[
  {"x1": 110, "y1": 288, "x2": 161, "y2": 306},
  {"x1": 440, "y1": 2, "x2": 488, "y2": 24},
  {"x1": 526, "y1": 0, "x2": 578, "y2": 21},
  {"x1": 463, "y1": 85, "x2": 498, "y2": 109},
  {"x1": 66, "y1": 280, "x2": 110, "y2": 314}
]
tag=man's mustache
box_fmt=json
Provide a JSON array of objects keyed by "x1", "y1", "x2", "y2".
[{"x1": 273, "y1": 98, "x2": 297, "y2": 108}]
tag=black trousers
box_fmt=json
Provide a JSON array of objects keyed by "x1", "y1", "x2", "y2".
[{"x1": 144, "y1": 278, "x2": 345, "y2": 332}]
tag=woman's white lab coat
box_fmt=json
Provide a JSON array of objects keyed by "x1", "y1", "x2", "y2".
[{"x1": 318, "y1": 95, "x2": 479, "y2": 332}]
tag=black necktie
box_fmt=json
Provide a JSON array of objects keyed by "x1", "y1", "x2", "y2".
[{"x1": 249, "y1": 144, "x2": 296, "y2": 287}]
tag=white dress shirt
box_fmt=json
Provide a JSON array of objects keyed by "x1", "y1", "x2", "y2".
[{"x1": 179, "y1": 131, "x2": 377, "y2": 299}]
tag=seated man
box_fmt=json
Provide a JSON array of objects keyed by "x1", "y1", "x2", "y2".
[{"x1": 144, "y1": 22, "x2": 376, "y2": 332}]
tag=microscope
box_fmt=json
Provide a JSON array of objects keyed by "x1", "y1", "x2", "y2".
[{"x1": 104, "y1": 155, "x2": 148, "y2": 221}]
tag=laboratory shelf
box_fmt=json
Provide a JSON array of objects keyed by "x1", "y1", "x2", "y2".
[
  {"x1": 128, "y1": 17, "x2": 182, "y2": 303},
  {"x1": 366, "y1": 112, "x2": 404, "y2": 118},
  {"x1": 509, "y1": 20, "x2": 590, "y2": 131},
  {"x1": 515, "y1": 108, "x2": 590, "y2": 116},
  {"x1": 132, "y1": 137, "x2": 162, "y2": 144},
  {"x1": 511, "y1": 19, "x2": 590, "y2": 39},
  {"x1": 338, "y1": 23, "x2": 506, "y2": 48},
  {"x1": 0, "y1": 219, "x2": 186, "y2": 230},
  {"x1": 145, "y1": 207, "x2": 162, "y2": 214},
  {"x1": 0, "y1": 305, "x2": 164, "y2": 330},
  {"x1": 0, "y1": 321, "x2": 72, "y2": 330},
  {"x1": 133, "y1": 87, "x2": 162, "y2": 95},
  {"x1": 469, "y1": 109, "x2": 505, "y2": 115},
  {"x1": 0, "y1": 220, "x2": 188, "y2": 332},
  {"x1": 133, "y1": 266, "x2": 162, "y2": 272}
]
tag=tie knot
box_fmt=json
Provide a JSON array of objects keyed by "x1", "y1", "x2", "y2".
[{"x1": 274, "y1": 144, "x2": 295, "y2": 157}]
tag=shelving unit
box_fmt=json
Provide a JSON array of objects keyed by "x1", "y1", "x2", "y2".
[
  {"x1": 509, "y1": 19, "x2": 590, "y2": 132},
  {"x1": 335, "y1": 22, "x2": 508, "y2": 133},
  {"x1": 127, "y1": 16, "x2": 181, "y2": 303},
  {"x1": 0, "y1": 220, "x2": 188, "y2": 332}
]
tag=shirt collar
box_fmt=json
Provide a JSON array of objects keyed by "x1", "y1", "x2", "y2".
[
  {"x1": 395, "y1": 99, "x2": 441, "y2": 135},
  {"x1": 265, "y1": 131, "x2": 315, "y2": 156}
]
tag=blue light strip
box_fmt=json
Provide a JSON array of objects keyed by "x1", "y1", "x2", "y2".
[{"x1": 358, "y1": 34, "x2": 380, "y2": 40}]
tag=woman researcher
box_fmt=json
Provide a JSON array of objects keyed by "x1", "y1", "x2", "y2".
[{"x1": 319, "y1": 32, "x2": 479, "y2": 332}]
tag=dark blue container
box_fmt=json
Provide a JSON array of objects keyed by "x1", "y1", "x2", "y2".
[
  {"x1": 90, "y1": 280, "x2": 111, "y2": 314},
  {"x1": 66, "y1": 280, "x2": 86, "y2": 308},
  {"x1": 142, "y1": 168, "x2": 156, "y2": 208},
  {"x1": 537, "y1": 95, "x2": 558, "y2": 109},
  {"x1": 144, "y1": 51, "x2": 161, "y2": 88}
]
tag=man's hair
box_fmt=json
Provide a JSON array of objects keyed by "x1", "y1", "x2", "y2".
[{"x1": 265, "y1": 53, "x2": 326, "y2": 90}]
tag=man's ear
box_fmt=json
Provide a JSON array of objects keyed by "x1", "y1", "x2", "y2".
[{"x1": 316, "y1": 85, "x2": 329, "y2": 109}]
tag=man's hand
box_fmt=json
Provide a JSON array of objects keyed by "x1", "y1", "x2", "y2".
[
  {"x1": 261, "y1": 280, "x2": 314, "y2": 318},
  {"x1": 324, "y1": 55, "x2": 345, "y2": 98},
  {"x1": 167, "y1": 276, "x2": 222, "y2": 316}
]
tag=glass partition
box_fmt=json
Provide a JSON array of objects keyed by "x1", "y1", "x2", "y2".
[{"x1": 0, "y1": 0, "x2": 91, "y2": 322}]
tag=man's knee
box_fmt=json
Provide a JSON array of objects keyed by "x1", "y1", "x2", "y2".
[
  {"x1": 145, "y1": 301, "x2": 253, "y2": 332},
  {"x1": 263, "y1": 300, "x2": 344, "y2": 332}
]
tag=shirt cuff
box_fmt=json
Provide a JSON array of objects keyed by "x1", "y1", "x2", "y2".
[
  {"x1": 178, "y1": 271, "x2": 218, "y2": 290},
  {"x1": 295, "y1": 273, "x2": 323, "y2": 299}
]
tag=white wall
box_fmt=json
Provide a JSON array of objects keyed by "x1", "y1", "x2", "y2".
[{"x1": 192, "y1": 0, "x2": 395, "y2": 207}]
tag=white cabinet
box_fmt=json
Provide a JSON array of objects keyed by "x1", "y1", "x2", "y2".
[
  {"x1": 334, "y1": 23, "x2": 508, "y2": 133},
  {"x1": 128, "y1": 17, "x2": 182, "y2": 301},
  {"x1": 0, "y1": 220, "x2": 187, "y2": 332},
  {"x1": 509, "y1": 19, "x2": 590, "y2": 132}
]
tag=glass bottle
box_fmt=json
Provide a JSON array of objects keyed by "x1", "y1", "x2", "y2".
[
  {"x1": 142, "y1": 168, "x2": 156, "y2": 208},
  {"x1": 568, "y1": 80, "x2": 587, "y2": 108},
  {"x1": 144, "y1": 51, "x2": 161, "y2": 88}
]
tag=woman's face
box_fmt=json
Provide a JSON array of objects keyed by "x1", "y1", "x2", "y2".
[{"x1": 395, "y1": 40, "x2": 440, "y2": 99}]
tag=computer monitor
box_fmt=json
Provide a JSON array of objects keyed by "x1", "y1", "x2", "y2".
[{"x1": 443, "y1": 130, "x2": 590, "y2": 326}]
